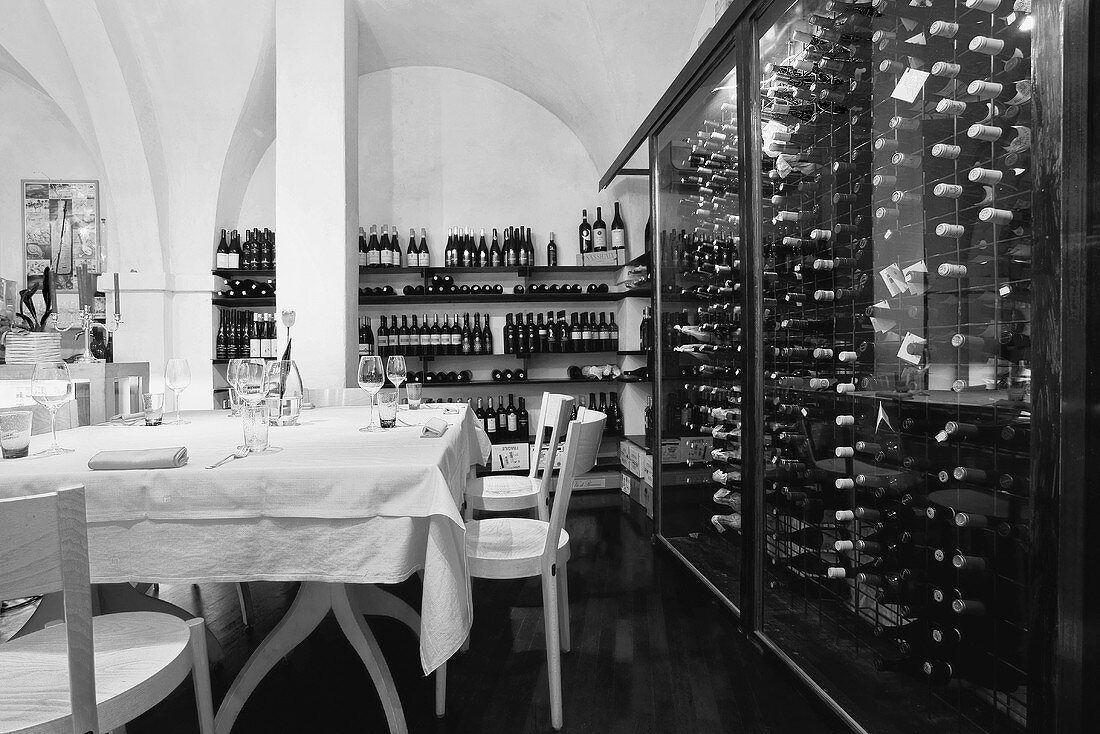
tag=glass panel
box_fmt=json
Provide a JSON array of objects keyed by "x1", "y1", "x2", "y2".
[
  {"x1": 655, "y1": 50, "x2": 744, "y2": 608},
  {"x1": 755, "y1": 0, "x2": 1032, "y2": 731}
]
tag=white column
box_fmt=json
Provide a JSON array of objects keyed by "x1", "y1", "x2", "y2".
[{"x1": 274, "y1": 0, "x2": 359, "y2": 389}]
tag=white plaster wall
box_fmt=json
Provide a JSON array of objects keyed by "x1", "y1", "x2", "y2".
[
  {"x1": 237, "y1": 141, "x2": 275, "y2": 230},
  {"x1": 359, "y1": 66, "x2": 620, "y2": 265},
  {"x1": 0, "y1": 73, "x2": 103, "y2": 282}
]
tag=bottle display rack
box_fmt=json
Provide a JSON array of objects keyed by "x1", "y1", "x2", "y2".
[{"x1": 642, "y1": 1, "x2": 1038, "y2": 732}]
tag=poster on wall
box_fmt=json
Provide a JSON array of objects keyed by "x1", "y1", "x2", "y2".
[{"x1": 22, "y1": 180, "x2": 101, "y2": 302}]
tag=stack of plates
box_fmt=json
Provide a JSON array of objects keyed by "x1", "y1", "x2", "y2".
[{"x1": 2, "y1": 333, "x2": 62, "y2": 364}]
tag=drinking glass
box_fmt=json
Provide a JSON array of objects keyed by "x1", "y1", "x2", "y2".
[
  {"x1": 0, "y1": 410, "x2": 33, "y2": 458},
  {"x1": 226, "y1": 358, "x2": 263, "y2": 416},
  {"x1": 406, "y1": 381, "x2": 423, "y2": 410},
  {"x1": 164, "y1": 358, "x2": 191, "y2": 425},
  {"x1": 377, "y1": 389, "x2": 399, "y2": 428},
  {"x1": 242, "y1": 404, "x2": 270, "y2": 451},
  {"x1": 30, "y1": 362, "x2": 75, "y2": 456},
  {"x1": 263, "y1": 360, "x2": 304, "y2": 426},
  {"x1": 235, "y1": 361, "x2": 268, "y2": 405},
  {"x1": 142, "y1": 393, "x2": 164, "y2": 426},
  {"x1": 357, "y1": 355, "x2": 385, "y2": 432},
  {"x1": 386, "y1": 355, "x2": 407, "y2": 402}
]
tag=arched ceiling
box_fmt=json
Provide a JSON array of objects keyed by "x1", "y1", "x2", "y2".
[{"x1": 354, "y1": 0, "x2": 708, "y2": 170}]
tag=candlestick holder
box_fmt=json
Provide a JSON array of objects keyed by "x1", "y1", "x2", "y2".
[{"x1": 54, "y1": 307, "x2": 123, "y2": 363}]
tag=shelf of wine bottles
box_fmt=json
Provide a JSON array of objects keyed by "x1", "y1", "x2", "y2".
[
  {"x1": 473, "y1": 391, "x2": 622, "y2": 443},
  {"x1": 744, "y1": 0, "x2": 1033, "y2": 731},
  {"x1": 214, "y1": 227, "x2": 276, "y2": 271},
  {"x1": 215, "y1": 308, "x2": 280, "y2": 360}
]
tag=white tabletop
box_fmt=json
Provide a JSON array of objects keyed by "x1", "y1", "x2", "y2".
[{"x1": 0, "y1": 405, "x2": 485, "y2": 673}]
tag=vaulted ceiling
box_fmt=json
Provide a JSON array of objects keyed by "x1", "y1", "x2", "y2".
[{"x1": 354, "y1": 0, "x2": 709, "y2": 168}]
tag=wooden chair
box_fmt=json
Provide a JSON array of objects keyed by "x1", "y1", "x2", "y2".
[
  {"x1": 463, "y1": 392, "x2": 575, "y2": 522},
  {"x1": 455, "y1": 409, "x2": 606, "y2": 729},
  {"x1": 0, "y1": 486, "x2": 215, "y2": 734}
]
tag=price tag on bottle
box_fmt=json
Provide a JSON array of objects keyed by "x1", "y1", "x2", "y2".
[
  {"x1": 891, "y1": 68, "x2": 930, "y2": 103},
  {"x1": 903, "y1": 260, "x2": 928, "y2": 295},
  {"x1": 879, "y1": 263, "x2": 908, "y2": 297},
  {"x1": 897, "y1": 332, "x2": 927, "y2": 365}
]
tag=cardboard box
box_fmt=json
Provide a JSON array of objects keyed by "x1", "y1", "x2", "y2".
[
  {"x1": 641, "y1": 453, "x2": 654, "y2": 488},
  {"x1": 489, "y1": 442, "x2": 531, "y2": 473},
  {"x1": 575, "y1": 250, "x2": 625, "y2": 267},
  {"x1": 659, "y1": 439, "x2": 680, "y2": 464},
  {"x1": 641, "y1": 482, "x2": 655, "y2": 519},
  {"x1": 679, "y1": 436, "x2": 713, "y2": 463},
  {"x1": 619, "y1": 439, "x2": 644, "y2": 478}
]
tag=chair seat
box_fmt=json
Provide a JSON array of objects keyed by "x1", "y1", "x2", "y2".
[
  {"x1": 0, "y1": 612, "x2": 193, "y2": 734},
  {"x1": 465, "y1": 474, "x2": 542, "y2": 512},
  {"x1": 465, "y1": 518, "x2": 570, "y2": 580}
]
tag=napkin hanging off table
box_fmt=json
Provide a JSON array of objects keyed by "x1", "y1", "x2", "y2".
[{"x1": 88, "y1": 446, "x2": 189, "y2": 470}]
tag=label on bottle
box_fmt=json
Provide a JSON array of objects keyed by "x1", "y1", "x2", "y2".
[
  {"x1": 379, "y1": 248, "x2": 392, "y2": 266},
  {"x1": 216, "y1": 252, "x2": 228, "y2": 269},
  {"x1": 611, "y1": 228, "x2": 625, "y2": 249},
  {"x1": 226, "y1": 252, "x2": 240, "y2": 269},
  {"x1": 419, "y1": 252, "x2": 430, "y2": 267},
  {"x1": 580, "y1": 230, "x2": 592, "y2": 252},
  {"x1": 250, "y1": 337, "x2": 260, "y2": 358},
  {"x1": 594, "y1": 226, "x2": 611, "y2": 253},
  {"x1": 507, "y1": 414, "x2": 518, "y2": 432},
  {"x1": 367, "y1": 249, "x2": 380, "y2": 266},
  {"x1": 486, "y1": 415, "x2": 496, "y2": 432}
]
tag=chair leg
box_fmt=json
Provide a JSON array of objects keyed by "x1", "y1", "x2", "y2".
[
  {"x1": 186, "y1": 618, "x2": 216, "y2": 734},
  {"x1": 435, "y1": 661, "x2": 447, "y2": 718},
  {"x1": 557, "y1": 561, "x2": 571, "y2": 653},
  {"x1": 236, "y1": 582, "x2": 254, "y2": 628},
  {"x1": 541, "y1": 569, "x2": 564, "y2": 730}
]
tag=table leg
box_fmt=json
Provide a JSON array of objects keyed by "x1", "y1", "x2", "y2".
[
  {"x1": 214, "y1": 582, "x2": 409, "y2": 734},
  {"x1": 335, "y1": 587, "x2": 408, "y2": 734},
  {"x1": 349, "y1": 584, "x2": 420, "y2": 636},
  {"x1": 214, "y1": 582, "x2": 330, "y2": 734}
]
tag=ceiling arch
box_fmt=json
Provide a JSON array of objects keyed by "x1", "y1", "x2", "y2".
[{"x1": 354, "y1": 0, "x2": 708, "y2": 170}]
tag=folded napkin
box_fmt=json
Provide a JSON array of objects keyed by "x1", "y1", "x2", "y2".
[
  {"x1": 421, "y1": 417, "x2": 449, "y2": 438},
  {"x1": 88, "y1": 447, "x2": 189, "y2": 470}
]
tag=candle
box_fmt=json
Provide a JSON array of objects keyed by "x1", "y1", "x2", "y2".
[{"x1": 113, "y1": 272, "x2": 121, "y2": 315}]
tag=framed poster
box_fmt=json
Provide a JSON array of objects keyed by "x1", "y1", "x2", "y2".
[{"x1": 22, "y1": 180, "x2": 101, "y2": 294}]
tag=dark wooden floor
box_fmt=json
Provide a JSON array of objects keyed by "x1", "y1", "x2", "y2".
[{"x1": 3, "y1": 495, "x2": 837, "y2": 733}]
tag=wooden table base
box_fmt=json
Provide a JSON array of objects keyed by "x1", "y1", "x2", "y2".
[{"x1": 214, "y1": 582, "x2": 414, "y2": 734}]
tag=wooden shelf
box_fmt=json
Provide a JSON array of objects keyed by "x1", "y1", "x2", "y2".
[
  {"x1": 358, "y1": 264, "x2": 622, "y2": 277},
  {"x1": 358, "y1": 292, "x2": 639, "y2": 305},
  {"x1": 212, "y1": 297, "x2": 274, "y2": 308},
  {"x1": 213, "y1": 269, "x2": 275, "y2": 279}
]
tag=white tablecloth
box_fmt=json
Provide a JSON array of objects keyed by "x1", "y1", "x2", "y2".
[{"x1": 0, "y1": 405, "x2": 486, "y2": 673}]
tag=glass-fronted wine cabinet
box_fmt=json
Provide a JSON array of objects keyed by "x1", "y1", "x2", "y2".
[
  {"x1": 629, "y1": 0, "x2": 1094, "y2": 731},
  {"x1": 652, "y1": 45, "x2": 745, "y2": 609}
]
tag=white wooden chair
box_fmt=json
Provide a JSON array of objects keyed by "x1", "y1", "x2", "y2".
[
  {"x1": 451, "y1": 409, "x2": 606, "y2": 729},
  {"x1": 463, "y1": 392, "x2": 575, "y2": 522},
  {"x1": 0, "y1": 486, "x2": 215, "y2": 734}
]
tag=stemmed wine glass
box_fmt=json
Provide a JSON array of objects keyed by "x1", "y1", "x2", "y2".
[
  {"x1": 357, "y1": 356, "x2": 385, "y2": 432},
  {"x1": 226, "y1": 358, "x2": 264, "y2": 416},
  {"x1": 386, "y1": 355, "x2": 407, "y2": 406},
  {"x1": 164, "y1": 359, "x2": 192, "y2": 425},
  {"x1": 31, "y1": 362, "x2": 75, "y2": 456}
]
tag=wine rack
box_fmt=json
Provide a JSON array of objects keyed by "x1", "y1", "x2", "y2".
[
  {"x1": 628, "y1": 0, "x2": 1048, "y2": 732},
  {"x1": 653, "y1": 54, "x2": 745, "y2": 606},
  {"x1": 752, "y1": 0, "x2": 1032, "y2": 730}
]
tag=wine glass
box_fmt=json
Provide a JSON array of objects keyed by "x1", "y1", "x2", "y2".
[
  {"x1": 226, "y1": 358, "x2": 264, "y2": 416},
  {"x1": 164, "y1": 358, "x2": 191, "y2": 425},
  {"x1": 386, "y1": 355, "x2": 407, "y2": 406},
  {"x1": 30, "y1": 362, "x2": 75, "y2": 456},
  {"x1": 357, "y1": 356, "x2": 385, "y2": 432},
  {"x1": 234, "y1": 360, "x2": 268, "y2": 405}
]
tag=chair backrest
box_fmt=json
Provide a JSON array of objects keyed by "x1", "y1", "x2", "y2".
[
  {"x1": 0, "y1": 486, "x2": 98, "y2": 734},
  {"x1": 531, "y1": 394, "x2": 575, "y2": 515},
  {"x1": 306, "y1": 387, "x2": 374, "y2": 407},
  {"x1": 542, "y1": 409, "x2": 606, "y2": 565},
  {"x1": 529, "y1": 392, "x2": 574, "y2": 481}
]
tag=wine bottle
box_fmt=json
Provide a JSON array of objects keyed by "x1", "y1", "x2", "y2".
[
  {"x1": 592, "y1": 207, "x2": 608, "y2": 252},
  {"x1": 610, "y1": 201, "x2": 626, "y2": 251},
  {"x1": 216, "y1": 310, "x2": 229, "y2": 359},
  {"x1": 490, "y1": 229, "x2": 502, "y2": 267},
  {"x1": 418, "y1": 228, "x2": 430, "y2": 267},
  {"x1": 579, "y1": 209, "x2": 593, "y2": 253},
  {"x1": 367, "y1": 225, "x2": 381, "y2": 267},
  {"x1": 505, "y1": 393, "x2": 519, "y2": 437},
  {"x1": 379, "y1": 225, "x2": 393, "y2": 267},
  {"x1": 557, "y1": 310, "x2": 572, "y2": 353},
  {"x1": 521, "y1": 227, "x2": 533, "y2": 267},
  {"x1": 357, "y1": 228, "x2": 368, "y2": 268},
  {"x1": 517, "y1": 397, "x2": 530, "y2": 440},
  {"x1": 496, "y1": 395, "x2": 508, "y2": 440},
  {"x1": 406, "y1": 229, "x2": 417, "y2": 267},
  {"x1": 363, "y1": 318, "x2": 375, "y2": 356},
  {"x1": 547, "y1": 232, "x2": 558, "y2": 266},
  {"x1": 504, "y1": 313, "x2": 516, "y2": 354},
  {"x1": 477, "y1": 229, "x2": 490, "y2": 267},
  {"x1": 216, "y1": 229, "x2": 231, "y2": 269},
  {"x1": 485, "y1": 396, "x2": 498, "y2": 438},
  {"x1": 483, "y1": 314, "x2": 494, "y2": 354},
  {"x1": 461, "y1": 313, "x2": 473, "y2": 355}
]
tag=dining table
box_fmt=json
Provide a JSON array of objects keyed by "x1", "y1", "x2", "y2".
[{"x1": 0, "y1": 403, "x2": 488, "y2": 734}]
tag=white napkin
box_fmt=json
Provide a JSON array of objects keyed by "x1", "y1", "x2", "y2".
[{"x1": 88, "y1": 447, "x2": 189, "y2": 470}]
